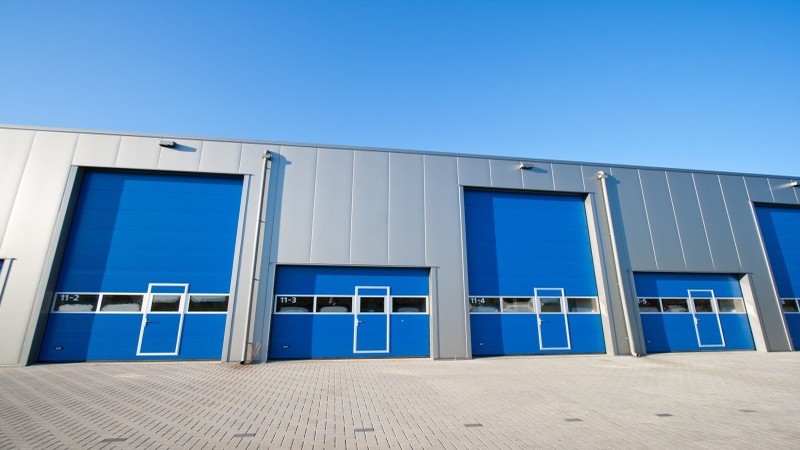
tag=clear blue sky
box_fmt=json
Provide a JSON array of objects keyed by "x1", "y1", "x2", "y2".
[{"x1": 0, "y1": 1, "x2": 798, "y2": 175}]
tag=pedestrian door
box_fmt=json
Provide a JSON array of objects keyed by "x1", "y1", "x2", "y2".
[
  {"x1": 535, "y1": 288, "x2": 571, "y2": 350},
  {"x1": 354, "y1": 287, "x2": 390, "y2": 354},
  {"x1": 689, "y1": 290, "x2": 725, "y2": 348},
  {"x1": 137, "y1": 284, "x2": 189, "y2": 356}
]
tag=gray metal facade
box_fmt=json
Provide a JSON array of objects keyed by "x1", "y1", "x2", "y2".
[{"x1": 0, "y1": 124, "x2": 797, "y2": 365}]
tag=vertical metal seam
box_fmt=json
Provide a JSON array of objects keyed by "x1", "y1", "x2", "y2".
[
  {"x1": 718, "y1": 176, "x2": 744, "y2": 269},
  {"x1": 387, "y1": 154, "x2": 392, "y2": 264},
  {"x1": 308, "y1": 149, "x2": 320, "y2": 261},
  {"x1": 550, "y1": 163, "x2": 556, "y2": 191},
  {"x1": 111, "y1": 135, "x2": 122, "y2": 167},
  {"x1": 488, "y1": 159, "x2": 494, "y2": 187},
  {"x1": 767, "y1": 178, "x2": 776, "y2": 203},
  {"x1": 348, "y1": 152, "x2": 356, "y2": 264},
  {"x1": 423, "y1": 155, "x2": 428, "y2": 266},
  {"x1": 636, "y1": 170, "x2": 660, "y2": 269},
  {"x1": 692, "y1": 173, "x2": 716, "y2": 270},
  {"x1": 664, "y1": 173, "x2": 688, "y2": 268},
  {"x1": 457, "y1": 185, "x2": 470, "y2": 358}
]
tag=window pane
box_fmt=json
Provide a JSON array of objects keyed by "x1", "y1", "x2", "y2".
[
  {"x1": 188, "y1": 295, "x2": 229, "y2": 312},
  {"x1": 360, "y1": 297, "x2": 385, "y2": 313},
  {"x1": 539, "y1": 297, "x2": 562, "y2": 313},
  {"x1": 150, "y1": 295, "x2": 181, "y2": 312},
  {"x1": 502, "y1": 297, "x2": 534, "y2": 313},
  {"x1": 662, "y1": 298, "x2": 689, "y2": 313},
  {"x1": 316, "y1": 296, "x2": 352, "y2": 313},
  {"x1": 781, "y1": 299, "x2": 799, "y2": 313},
  {"x1": 637, "y1": 298, "x2": 661, "y2": 312},
  {"x1": 54, "y1": 294, "x2": 99, "y2": 312},
  {"x1": 100, "y1": 295, "x2": 143, "y2": 312},
  {"x1": 392, "y1": 297, "x2": 426, "y2": 313},
  {"x1": 717, "y1": 298, "x2": 745, "y2": 313},
  {"x1": 275, "y1": 296, "x2": 313, "y2": 312},
  {"x1": 568, "y1": 298, "x2": 598, "y2": 313},
  {"x1": 693, "y1": 298, "x2": 713, "y2": 312},
  {"x1": 469, "y1": 297, "x2": 500, "y2": 313}
]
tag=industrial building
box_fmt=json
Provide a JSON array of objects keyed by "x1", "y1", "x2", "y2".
[{"x1": 0, "y1": 124, "x2": 798, "y2": 366}]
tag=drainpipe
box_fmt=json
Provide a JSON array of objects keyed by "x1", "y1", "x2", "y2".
[
  {"x1": 241, "y1": 151, "x2": 271, "y2": 364},
  {"x1": 596, "y1": 171, "x2": 640, "y2": 357}
]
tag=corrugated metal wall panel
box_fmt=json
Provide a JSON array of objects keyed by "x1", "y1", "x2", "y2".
[
  {"x1": 274, "y1": 146, "x2": 317, "y2": 262},
  {"x1": 72, "y1": 133, "x2": 120, "y2": 168},
  {"x1": 424, "y1": 155, "x2": 468, "y2": 358},
  {"x1": 769, "y1": 178, "x2": 799, "y2": 205},
  {"x1": 639, "y1": 170, "x2": 685, "y2": 270},
  {"x1": 350, "y1": 151, "x2": 390, "y2": 265},
  {"x1": 115, "y1": 136, "x2": 162, "y2": 169},
  {"x1": 0, "y1": 128, "x2": 35, "y2": 246},
  {"x1": 199, "y1": 141, "x2": 242, "y2": 174},
  {"x1": 310, "y1": 149, "x2": 354, "y2": 263},
  {"x1": 388, "y1": 153, "x2": 426, "y2": 266},
  {"x1": 609, "y1": 168, "x2": 658, "y2": 270},
  {"x1": 666, "y1": 172, "x2": 715, "y2": 271},
  {"x1": 552, "y1": 163, "x2": 585, "y2": 193},
  {"x1": 489, "y1": 159, "x2": 523, "y2": 189},
  {"x1": 0, "y1": 131, "x2": 77, "y2": 364},
  {"x1": 457, "y1": 157, "x2": 491, "y2": 187},
  {"x1": 693, "y1": 173, "x2": 742, "y2": 273},
  {"x1": 521, "y1": 162, "x2": 554, "y2": 191}
]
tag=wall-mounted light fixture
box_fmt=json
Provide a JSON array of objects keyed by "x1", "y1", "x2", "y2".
[
  {"x1": 159, "y1": 139, "x2": 177, "y2": 148},
  {"x1": 519, "y1": 162, "x2": 533, "y2": 171},
  {"x1": 789, "y1": 181, "x2": 799, "y2": 188}
]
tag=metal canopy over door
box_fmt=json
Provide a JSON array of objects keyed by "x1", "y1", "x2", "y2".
[
  {"x1": 535, "y1": 288, "x2": 571, "y2": 350},
  {"x1": 689, "y1": 290, "x2": 725, "y2": 348},
  {"x1": 137, "y1": 284, "x2": 189, "y2": 356},
  {"x1": 464, "y1": 190, "x2": 605, "y2": 356},
  {"x1": 39, "y1": 171, "x2": 243, "y2": 362},
  {"x1": 354, "y1": 287, "x2": 390, "y2": 354}
]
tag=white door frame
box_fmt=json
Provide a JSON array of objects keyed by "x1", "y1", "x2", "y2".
[
  {"x1": 535, "y1": 287, "x2": 572, "y2": 351},
  {"x1": 688, "y1": 289, "x2": 726, "y2": 348},
  {"x1": 136, "y1": 283, "x2": 189, "y2": 356},
  {"x1": 353, "y1": 286, "x2": 390, "y2": 354}
]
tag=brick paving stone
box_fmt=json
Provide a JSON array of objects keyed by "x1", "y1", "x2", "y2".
[{"x1": 2, "y1": 352, "x2": 800, "y2": 448}]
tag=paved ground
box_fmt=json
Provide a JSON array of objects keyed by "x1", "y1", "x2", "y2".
[{"x1": 1, "y1": 352, "x2": 800, "y2": 449}]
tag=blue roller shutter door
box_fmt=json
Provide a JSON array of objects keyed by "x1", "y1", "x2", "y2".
[
  {"x1": 39, "y1": 171, "x2": 243, "y2": 362},
  {"x1": 269, "y1": 266, "x2": 430, "y2": 359},
  {"x1": 464, "y1": 190, "x2": 605, "y2": 356},
  {"x1": 755, "y1": 205, "x2": 800, "y2": 348},
  {"x1": 634, "y1": 273, "x2": 755, "y2": 353}
]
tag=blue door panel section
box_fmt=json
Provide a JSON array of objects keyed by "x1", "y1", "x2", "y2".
[
  {"x1": 275, "y1": 266, "x2": 429, "y2": 296},
  {"x1": 695, "y1": 313, "x2": 724, "y2": 346},
  {"x1": 389, "y1": 315, "x2": 430, "y2": 357},
  {"x1": 464, "y1": 190, "x2": 605, "y2": 356},
  {"x1": 355, "y1": 315, "x2": 388, "y2": 352},
  {"x1": 40, "y1": 170, "x2": 242, "y2": 362},
  {"x1": 139, "y1": 314, "x2": 181, "y2": 353},
  {"x1": 470, "y1": 315, "x2": 605, "y2": 356},
  {"x1": 634, "y1": 273, "x2": 742, "y2": 298},
  {"x1": 56, "y1": 171, "x2": 243, "y2": 294},
  {"x1": 785, "y1": 315, "x2": 800, "y2": 348},
  {"x1": 635, "y1": 273, "x2": 755, "y2": 353},
  {"x1": 756, "y1": 205, "x2": 800, "y2": 349},
  {"x1": 269, "y1": 266, "x2": 430, "y2": 360},
  {"x1": 539, "y1": 316, "x2": 569, "y2": 349},
  {"x1": 39, "y1": 314, "x2": 227, "y2": 361},
  {"x1": 464, "y1": 190, "x2": 597, "y2": 297}
]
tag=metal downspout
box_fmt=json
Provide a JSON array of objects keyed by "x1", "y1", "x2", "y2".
[
  {"x1": 241, "y1": 151, "x2": 271, "y2": 364},
  {"x1": 597, "y1": 171, "x2": 640, "y2": 357}
]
